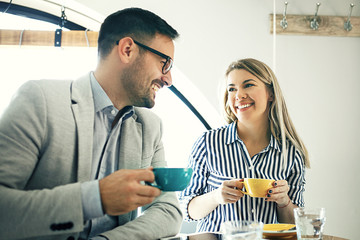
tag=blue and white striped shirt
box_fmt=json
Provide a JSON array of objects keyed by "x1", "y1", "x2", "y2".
[{"x1": 179, "y1": 121, "x2": 305, "y2": 232}]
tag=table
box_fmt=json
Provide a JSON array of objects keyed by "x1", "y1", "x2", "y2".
[{"x1": 162, "y1": 232, "x2": 349, "y2": 240}]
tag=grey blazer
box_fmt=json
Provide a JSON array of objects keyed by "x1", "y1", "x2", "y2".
[{"x1": 0, "y1": 73, "x2": 182, "y2": 240}]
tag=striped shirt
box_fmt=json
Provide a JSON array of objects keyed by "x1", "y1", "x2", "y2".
[{"x1": 178, "y1": 121, "x2": 305, "y2": 232}]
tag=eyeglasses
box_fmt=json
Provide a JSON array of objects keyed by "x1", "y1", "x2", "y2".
[{"x1": 116, "y1": 39, "x2": 173, "y2": 75}]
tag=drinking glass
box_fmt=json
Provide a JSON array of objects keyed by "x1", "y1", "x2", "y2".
[
  {"x1": 294, "y1": 207, "x2": 326, "y2": 240},
  {"x1": 221, "y1": 220, "x2": 263, "y2": 240}
]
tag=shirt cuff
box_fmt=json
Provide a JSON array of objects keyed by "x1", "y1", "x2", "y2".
[
  {"x1": 178, "y1": 192, "x2": 197, "y2": 222},
  {"x1": 81, "y1": 180, "x2": 104, "y2": 221}
]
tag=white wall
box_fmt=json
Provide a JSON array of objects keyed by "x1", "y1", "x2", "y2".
[
  {"x1": 52, "y1": 0, "x2": 360, "y2": 238},
  {"x1": 274, "y1": 2, "x2": 360, "y2": 239}
]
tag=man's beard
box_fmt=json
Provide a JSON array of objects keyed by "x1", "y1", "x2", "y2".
[{"x1": 121, "y1": 57, "x2": 155, "y2": 108}]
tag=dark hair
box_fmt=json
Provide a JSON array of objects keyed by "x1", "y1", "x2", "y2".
[{"x1": 98, "y1": 7, "x2": 179, "y2": 58}]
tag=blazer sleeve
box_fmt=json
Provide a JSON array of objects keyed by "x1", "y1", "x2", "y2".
[
  {"x1": 100, "y1": 192, "x2": 183, "y2": 240},
  {"x1": 0, "y1": 81, "x2": 84, "y2": 239}
]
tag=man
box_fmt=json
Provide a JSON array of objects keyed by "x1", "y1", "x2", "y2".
[{"x1": 0, "y1": 8, "x2": 182, "y2": 240}]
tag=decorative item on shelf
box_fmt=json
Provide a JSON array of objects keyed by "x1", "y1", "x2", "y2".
[
  {"x1": 19, "y1": 29, "x2": 24, "y2": 47},
  {"x1": 270, "y1": 2, "x2": 360, "y2": 37},
  {"x1": 85, "y1": 29, "x2": 90, "y2": 47},
  {"x1": 344, "y1": 3, "x2": 355, "y2": 31},
  {"x1": 280, "y1": 2, "x2": 288, "y2": 29},
  {"x1": 310, "y1": 3, "x2": 321, "y2": 30},
  {"x1": 55, "y1": 5, "x2": 67, "y2": 47}
]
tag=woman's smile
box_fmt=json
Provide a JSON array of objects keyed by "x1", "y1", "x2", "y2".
[{"x1": 236, "y1": 103, "x2": 254, "y2": 111}]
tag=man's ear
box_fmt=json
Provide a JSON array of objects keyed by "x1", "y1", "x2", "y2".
[{"x1": 116, "y1": 37, "x2": 136, "y2": 64}]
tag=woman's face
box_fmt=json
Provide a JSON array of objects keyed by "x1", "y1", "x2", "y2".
[{"x1": 227, "y1": 69, "x2": 273, "y2": 125}]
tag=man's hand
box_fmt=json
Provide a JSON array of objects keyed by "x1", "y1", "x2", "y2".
[{"x1": 99, "y1": 167, "x2": 161, "y2": 216}]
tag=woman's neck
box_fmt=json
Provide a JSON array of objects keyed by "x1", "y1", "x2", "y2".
[{"x1": 236, "y1": 119, "x2": 271, "y2": 157}]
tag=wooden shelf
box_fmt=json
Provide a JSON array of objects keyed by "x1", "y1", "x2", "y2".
[
  {"x1": 0, "y1": 29, "x2": 99, "y2": 47},
  {"x1": 270, "y1": 14, "x2": 360, "y2": 37}
]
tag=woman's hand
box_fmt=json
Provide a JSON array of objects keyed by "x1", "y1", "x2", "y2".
[
  {"x1": 188, "y1": 179, "x2": 245, "y2": 220},
  {"x1": 265, "y1": 180, "x2": 291, "y2": 207},
  {"x1": 214, "y1": 179, "x2": 244, "y2": 205}
]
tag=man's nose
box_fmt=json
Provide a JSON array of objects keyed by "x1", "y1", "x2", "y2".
[{"x1": 161, "y1": 71, "x2": 172, "y2": 87}]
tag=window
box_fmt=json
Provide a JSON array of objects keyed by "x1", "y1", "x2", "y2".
[{"x1": 152, "y1": 66, "x2": 223, "y2": 167}]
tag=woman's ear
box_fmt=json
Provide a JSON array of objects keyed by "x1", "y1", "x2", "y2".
[
  {"x1": 267, "y1": 88, "x2": 274, "y2": 102},
  {"x1": 269, "y1": 93, "x2": 274, "y2": 102},
  {"x1": 116, "y1": 37, "x2": 136, "y2": 64}
]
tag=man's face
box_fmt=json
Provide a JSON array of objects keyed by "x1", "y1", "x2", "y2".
[{"x1": 121, "y1": 34, "x2": 175, "y2": 108}]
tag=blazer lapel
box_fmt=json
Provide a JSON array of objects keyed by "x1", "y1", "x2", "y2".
[
  {"x1": 70, "y1": 73, "x2": 94, "y2": 181},
  {"x1": 119, "y1": 115, "x2": 143, "y2": 170}
]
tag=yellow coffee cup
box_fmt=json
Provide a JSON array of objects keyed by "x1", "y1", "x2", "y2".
[{"x1": 240, "y1": 178, "x2": 275, "y2": 198}]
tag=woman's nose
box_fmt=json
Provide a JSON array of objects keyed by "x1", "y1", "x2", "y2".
[{"x1": 236, "y1": 90, "x2": 247, "y2": 100}]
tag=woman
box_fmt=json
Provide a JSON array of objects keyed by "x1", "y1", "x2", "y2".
[{"x1": 179, "y1": 58, "x2": 309, "y2": 232}]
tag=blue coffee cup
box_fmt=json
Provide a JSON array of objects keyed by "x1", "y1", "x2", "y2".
[{"x1": 146, "y1": 168, "x2": 193, "y2": 191}]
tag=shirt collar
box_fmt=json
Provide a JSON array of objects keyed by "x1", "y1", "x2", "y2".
[
  {"x1": 269, "y1": 135, "x2": 282, "y2": 152},
  {"x1": 226, "y1": 121, "x2": 238, "y2": 145},
  {"x1": 225, "y1": 121, "x2": 282, "y2": 152},
  {"x1": 90, "y1": 72, "x2": 114, "y2": 112}
]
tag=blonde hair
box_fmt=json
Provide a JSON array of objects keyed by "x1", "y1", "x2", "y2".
[{"x1": 223, "y1": 58, "x2": 310, "y2": 168}]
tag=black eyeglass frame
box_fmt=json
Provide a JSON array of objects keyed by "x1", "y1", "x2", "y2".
[{"x1": 116, "y1": 39, "x2": 173, "y2": 75}]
